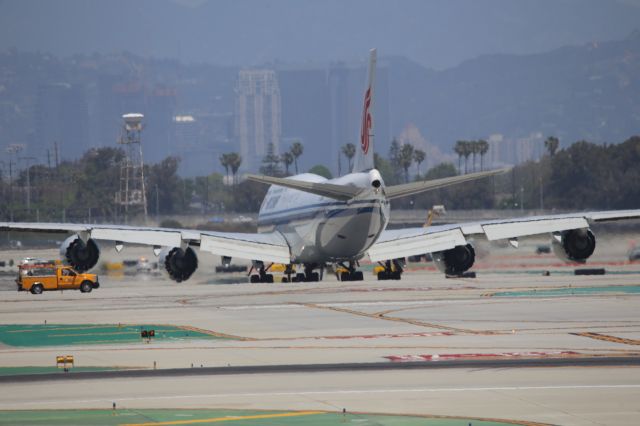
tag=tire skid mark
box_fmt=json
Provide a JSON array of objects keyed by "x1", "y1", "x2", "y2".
[
  {"x1": 297, "y1": 302, "x2": 498, "y2": 335},
  {"x1": 571, "y1": 331, "x2": 640, "y2": 345}
]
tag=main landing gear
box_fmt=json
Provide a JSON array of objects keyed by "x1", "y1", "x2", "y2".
[
  {"x1": 338, "y1": 261, "x2": 364, "y2": 281},
  {"x1": 250, "y1": 262, "x2": 322, "y2": 283},
  {"x1": 285, "y1": 263, "x2": 321, "y2": 282},
  {"x1": 249, "y1": 262, "x2": 274, "y2": 283},
  {"x1": 377, "y1": 259, "x2": 403, "y2": 280}
]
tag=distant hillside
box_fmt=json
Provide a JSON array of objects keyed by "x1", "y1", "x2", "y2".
[
  {"x1": 1, "y1": 31, "x2": 639, "y2": 173},
  {"x1": 387, "y1": 30, "x2": 640, "y2": 150}
]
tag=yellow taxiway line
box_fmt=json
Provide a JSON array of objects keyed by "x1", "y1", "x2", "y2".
[{"x1": 121, "y1": 410, "x2": 325, "y2": 426}]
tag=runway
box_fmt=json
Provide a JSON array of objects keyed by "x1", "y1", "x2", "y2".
[
  {"x1": 1, "y1": 367, "x2": 639, "y2": 425},
  {"x1": 1, "y1": 237, "x2": 640, "y2": 425},
  {"x1": 1, "y1": 356, "x2": 639, "y2": 383}
]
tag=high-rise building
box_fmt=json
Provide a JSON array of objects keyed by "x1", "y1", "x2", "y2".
[
  {"x1": 171, "y1": 112, "x2": 233, "y2": 177},
  {"x1": 145, "y1": 85, "x2": 177, "y2": 164},
  {"x1": 234, "y1": 70, "x2": 281, "y2": 172},
  {"x1": 277, "y1": 68, "x2": 330, "y2": 171},
  {"x1": 35, "y1": 82, "x2": 89, "y2": 160}
]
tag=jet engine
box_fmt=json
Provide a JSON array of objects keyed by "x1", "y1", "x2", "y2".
[
  {"x1": 159, "y1": 246, "x2": 198, "y2": 282},
  {"x1": 433, "y1": 244, "x2": 475, "y2": 276},
  {"x1": 59, "y1": 234, "x2": 100, "y2": 272},
  {"x1": 552, "y1": 229, "x2": 596, "y2": 263}
]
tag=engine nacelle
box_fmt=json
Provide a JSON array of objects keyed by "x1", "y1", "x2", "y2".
[
  {"x1": 159, "y1": 246, "x2": 198, "y2": 282},
  {"x1": 59, "y1": 234, "x2": 100, "y2": 272},
  {"x1": 552, "y1": 229, "x2": 596, "y2": 263},
  {"x1": 433, "y1": 244, "x2": 475, "y2": 276}
]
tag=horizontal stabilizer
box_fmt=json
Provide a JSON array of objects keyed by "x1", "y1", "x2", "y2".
[
  {"x1": 246, "y1": 174, "x2": 361, "y2": 201},
  {"x1": 385, "y1": 168, "x2": 509, "y2": 200}
]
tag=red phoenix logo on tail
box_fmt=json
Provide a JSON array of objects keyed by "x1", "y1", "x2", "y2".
[{"x1": 360, "y1": 87, "x2": 372, "y2": 154}]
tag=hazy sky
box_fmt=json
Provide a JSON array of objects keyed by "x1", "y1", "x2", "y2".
[{"x1": 1, "y1": 0, "x2": 639, "y2": 68}]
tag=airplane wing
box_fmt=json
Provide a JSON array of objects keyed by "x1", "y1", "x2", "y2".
[
  {"x1": 0, "y1": 222, "x2": 291, "y2": 264},
  {"x1": 367, "y1": 209, "x2": 640, "y2": 262}
]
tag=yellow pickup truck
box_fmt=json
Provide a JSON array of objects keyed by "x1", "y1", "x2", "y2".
[{"x1": 17, "y1": 264, "x2": 100, "y2": 294}]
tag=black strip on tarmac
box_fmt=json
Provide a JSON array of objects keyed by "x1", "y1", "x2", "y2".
[{"x1": 2, "y1": 356, "x2": 640, "y2": 383}]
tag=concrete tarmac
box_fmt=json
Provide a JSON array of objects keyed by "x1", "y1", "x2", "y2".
[
  {"x1": 1, "y1": 367, "x2": 639, "y2": 425},
  {"x1": 1, "y1": 238, "x2": 640, "y2": 425}
]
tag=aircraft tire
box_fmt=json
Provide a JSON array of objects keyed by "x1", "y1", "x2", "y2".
[
  {"x1": 265, "y1": 274, "x2": 274, "y2": 283},
  {"x1": 352, "y1": 271, "x2": 364, "y2": 281},
  {"x1": 377, "y1": 271, "x2": 388, "y2": 281},
  {"x1": 340, "y1": 272, "x2": 351, "y2": 282},
  {"x1": 250, "y1": 274, "x2": 260, "y2": 283}
]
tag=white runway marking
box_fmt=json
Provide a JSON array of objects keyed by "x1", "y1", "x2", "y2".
[{"x1": 3, "y1": 384, "x2": 640, "y2": 407}]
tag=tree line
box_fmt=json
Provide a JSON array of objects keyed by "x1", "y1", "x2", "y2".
[
  {"x1": 404, "y1": 135, "x2": 640, "y2": 212},
  {"x1": 1, "y1": 135, "x2": 638, "y2": 223}
]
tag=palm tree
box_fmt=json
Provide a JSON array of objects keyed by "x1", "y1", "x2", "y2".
[
  {"x1": 389, "y1": 138, "x2": 402, "y2": 182},
  {"x1": 290, "y1": 141, "x2": 304, "y2": 174},
  {"x1": 454, "y1": 141, "x2": 465, "y2": 174},
  {"x1": 477, "y1": 139, "x2": 489, "y2": 171},
  {"x1": 462, "y1": 141, "x2": 472, "y2": 174},
  {"x1": 399, "y1": 143, "x2": 414, "y2": 183},
  {"x1": 219, "y1": 153, "x2": 230, "y2": 183},
  {"x1": 544, "y1": 136, "x2": 559, "y2": 157},
  {"x1": 470, "y1": 140, "x2": 480, "y2": 172},
  {"x1": 413, "y1": 149, "x2": 426, "y2": 178},
  {"x1": 389, "y1": 138, "x2": 401, "y2": 165},
  {"x1": 227, "y1": 153, "x2": 242, "y2": 185},
  {"x1": 342, "y1": 143, "x2": 356, "y2": 172},
  {"x1": 260, "y1": 143, "x2": 282, "y2": 177},
  {"x1": 281, "y1": 151, "x2": 294, "y2": 176}
]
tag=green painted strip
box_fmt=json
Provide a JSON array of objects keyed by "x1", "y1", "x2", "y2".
[
  {"x1": 0, "y1": 366, "x2": 119, "y2": 376},
  {"x1": 0, "y1": 324, "x2": 233, "y2": 347},
  {"x1": 493, "y1": 285, "x2": 640, "y2": 297},
  {"x1": 0, "y1": 409, "x2": 537, "y2": 426}
]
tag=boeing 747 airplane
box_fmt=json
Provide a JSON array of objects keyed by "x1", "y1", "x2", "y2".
[{"x1": 2, "y1": 49, "x2": 639, "y2": 284}]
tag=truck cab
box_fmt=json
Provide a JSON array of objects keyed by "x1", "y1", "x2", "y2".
[{"x1": 17, "y1": 264, "x2": 100, "y2": 294}]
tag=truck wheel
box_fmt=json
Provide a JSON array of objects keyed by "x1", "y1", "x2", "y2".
[
  {"x1": 31, "y1": 284, "x2": 44, "y2": 295},
  {"x1": 80, "y1": 281, "x2": 93, "y2": 293}
]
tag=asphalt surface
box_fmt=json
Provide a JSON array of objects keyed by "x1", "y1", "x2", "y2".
[
  {"x1": 1, "y1": 238, "x2": 640, "y2": 425},
  {"x1": 1, "y1": 356, "x2": 639, "y2": 383}
]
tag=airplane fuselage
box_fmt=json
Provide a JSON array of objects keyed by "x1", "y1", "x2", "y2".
[{"x1": 257, "y1": 170, "x2": 390, "y2": 264}]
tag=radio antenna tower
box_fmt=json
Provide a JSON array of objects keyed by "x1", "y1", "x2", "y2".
[{"x1": 116, "y1": 113, "x2": 148, "y2": 223}]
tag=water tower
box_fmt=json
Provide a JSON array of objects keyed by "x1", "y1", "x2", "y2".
[{"x1": 116, "y1": 113, "x2": 148, "y2": 222}]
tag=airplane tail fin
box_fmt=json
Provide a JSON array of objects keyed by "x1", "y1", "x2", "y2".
[{"x1": 352, "y1": 48, "x2": 376, "y2": 173}]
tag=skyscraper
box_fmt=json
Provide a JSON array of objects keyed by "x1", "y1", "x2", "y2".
[
  {"x1": 278, "y1": 67, "x2": 330, "y2": 171},
  {"x1": 234, "y1": 70, "x2": 281, "y2": 172},
  {"x1": 35, "y1": 82, "x2": 89, "y2": 160}
]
